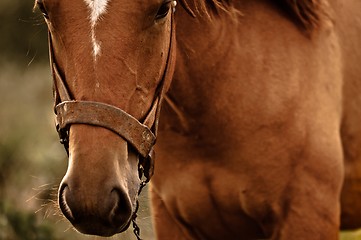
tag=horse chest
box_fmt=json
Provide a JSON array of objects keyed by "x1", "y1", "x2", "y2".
[{"x1": 154, "y1": 130, "x2": 270, "y2": 239}]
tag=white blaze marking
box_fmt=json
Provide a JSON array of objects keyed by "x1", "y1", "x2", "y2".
[{"x1": 83, "y1": 0, "x2": 110, "y2": 59}]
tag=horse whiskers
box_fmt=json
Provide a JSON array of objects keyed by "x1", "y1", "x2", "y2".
[
  {"x1": 35, "y1": 194, "x2": 75, "y2": 233},
  {"x1": 35, "y1": 200, "x2": 58, "y2": 219},
  {"x1": 30, "y1": 183, "x2": 63, "y2": 220},
  {"x1": 26, "y1": 190, "x2": 44, "y2": 203},
  {"x1": 63, "y1": 225, "x2": 74, "y2": 233},
  {"x1": 26, "y1": 182, "x2": 54, "y2": 204}
]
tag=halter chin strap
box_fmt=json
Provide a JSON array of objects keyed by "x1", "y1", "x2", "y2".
[{"x1": 48, "y1": 10, "x2": 176, "y2": 181}]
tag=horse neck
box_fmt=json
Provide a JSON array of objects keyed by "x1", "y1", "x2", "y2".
[{"x1": 166, "y1": 10, "x2": 239, "y2": 132}]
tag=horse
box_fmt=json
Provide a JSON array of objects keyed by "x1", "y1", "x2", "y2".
[{"x1": 34, "y1": 0, "x2": 361, "y2": 239}]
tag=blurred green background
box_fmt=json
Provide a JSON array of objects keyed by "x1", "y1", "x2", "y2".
[{"x1": 0, "y1": 1, "x2": 360, "y2": 240}]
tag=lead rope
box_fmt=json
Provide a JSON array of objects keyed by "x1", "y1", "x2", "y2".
[
  {"x1": 131, "y1": 2, "x2": 177, "y2": 239},
  {"x1": 132, "y1": 158, "x2": 152, "y2": 240},
  {"x1": 132, "y1": 179, "x2": 149, "y2": 240}
]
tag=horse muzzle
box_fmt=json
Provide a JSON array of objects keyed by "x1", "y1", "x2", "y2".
[
  {"x1": 57, "y1": 124, "x2": 141, "y2": 237},
  {"x1": 59, "y1": 178, "x2": 133, "y2": 236}
]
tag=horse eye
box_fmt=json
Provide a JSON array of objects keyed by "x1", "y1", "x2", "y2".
[
  {"x1": 155, "y1": 1, "x2": 172, "y2": 20},
  {"x1": 36, "y1": 0, "x2": 49, "y2": 19}
]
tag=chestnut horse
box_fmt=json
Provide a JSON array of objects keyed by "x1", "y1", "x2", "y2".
[{"x1": 35, "y1": 0, "x2": 361, "y2": 239}]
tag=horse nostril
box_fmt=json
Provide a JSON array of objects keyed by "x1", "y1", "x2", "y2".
[
  {"x1": 58, "y1": 183, "x2": 75, "y2": 222},
  {"x1": 109, "y1": 188, "x2": 133, "y2": 226}
]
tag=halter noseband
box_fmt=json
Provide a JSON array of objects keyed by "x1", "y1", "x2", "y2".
[{"x1": 48, "y1": 7, "x2": 176, "y2": 182}]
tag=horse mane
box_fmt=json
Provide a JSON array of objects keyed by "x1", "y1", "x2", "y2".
[
  {"x1": 179, "y1": 0, "x2": 328, "y2": 32},
  {"x1": 279, "y1": 0, "x2": 327, "y2": 31}
]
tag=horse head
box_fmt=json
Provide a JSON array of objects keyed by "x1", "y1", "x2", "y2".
[{"x1": 35, "y1": 0, "x2": 176, "y2": 236}]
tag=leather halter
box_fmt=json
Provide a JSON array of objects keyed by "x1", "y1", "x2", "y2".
[{"x1": 48, "y1": 11, "x2": 176, "y2": 181}]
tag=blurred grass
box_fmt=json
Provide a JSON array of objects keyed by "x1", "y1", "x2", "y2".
[{"x1": 341, "y1": 230, "x2": 361, "y2": 240}]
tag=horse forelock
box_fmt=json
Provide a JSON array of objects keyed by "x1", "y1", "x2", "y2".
[{"x1": 179, "y1": 0, "x2": 328, "y2": 32}]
